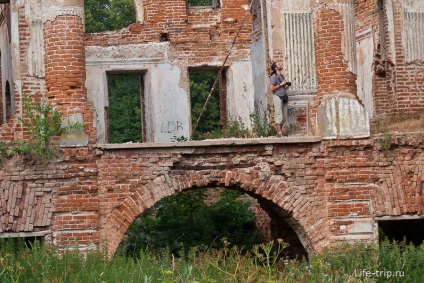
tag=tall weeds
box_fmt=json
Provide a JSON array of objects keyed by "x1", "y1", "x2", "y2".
[{"x1": 1, "y1": 238, "x2": 423, "y2": 282}]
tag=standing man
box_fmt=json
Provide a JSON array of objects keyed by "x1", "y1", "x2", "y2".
[{"x1": 269, "y1": 62, "x2": 290, "y2": 137}]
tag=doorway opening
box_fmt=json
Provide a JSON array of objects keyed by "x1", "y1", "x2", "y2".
[
  {"x1": 189, "y1": 69, "x2": 227, "y2": 140},
  {"x1": 106, "y1": 73, "x2": 146, "y2": 143}
]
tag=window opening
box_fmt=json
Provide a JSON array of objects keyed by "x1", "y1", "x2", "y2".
[
  {"x1": 5, "y1": 80, "x2": 12, "y2": 121},
  {"x1": 84, "y1": 0, "x2": 136, "y2": 33},
  {"x1": 189, "y1": 69, "x2": 226, "y2": 140},
  {"x1": 188, "y1": 0, "x2": 220, "y2": 8},
  {"x1": 379, "y1": 219, "x2": 424, "y2": 246},
  {"x1": 1, "y1": 236, "x2": 44, "y2": 251},
  {"x1": 107, "y1": 73, "x2": 145, "y2": 143}
]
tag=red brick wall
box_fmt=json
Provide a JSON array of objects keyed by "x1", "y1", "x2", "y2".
[
  {"x1": 309, "y1": 5, "x2": 358, "y2": 134},
  {"x1": 1, "y1": 132, "x2": 423, "y2": 253},
  {"x1": 85, "y1": 0, "x2": 252, "y2": 66},
  {"x1": 43, "y1": 15, "x2": 96, "y2": 144},
  {"x1": 250, "y1": 0, "x2": 263, "y2": 44},
  {"x1": 355, "y1": 0, "x2": 424, "y2": 118}
]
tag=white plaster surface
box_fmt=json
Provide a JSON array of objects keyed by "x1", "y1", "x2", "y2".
[
  {"x1": 385, "y1": 0, "x2": 396, "y2": 63},
  {"x1": 348, "y1": 220, "x2": 373, "y2": 234},
  {"x1": 133, "y1": 0, "x2": 144, "y2": 23},
  {"x1": 338, "y1": 97, "x2": 370, "y2": 139},
  {"x1": 251, "y1": 39, "x2": 268, "y2": 120},
  {"x1": 317, "y1": 95, "x2": 337, "y2": 139},
  {"x1": 59, "y1": 113, "x2": 89, "y2": 147},
  {"x1": 356, "y1": 31, "x2": 374, "y2": 118},
  {"x1": 282, "y1": 0, "x2": 311, "y2": 13},
  {"x1": 149, "y1": 64, "x2": 190, "y2": 142},
  {"x1": 0, "y1": 16, "x2": 14, "y2": 123},
  {"x1": 403, "y1": 0, "x2": 424, "y2": 13},
  {"x1": 317, "y1": 95, "x2": 370, "y2": 139},
  {"x1": 226, "y1": 59, "x2": 255, "y2": 129},
  {"x1": 85, "y1": 43, "x2": 191, "y2": 143}
]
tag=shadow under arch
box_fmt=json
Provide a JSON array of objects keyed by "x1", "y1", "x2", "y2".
[{"x1": 102, "y1": 168, "x2": 325, "y2": 257}]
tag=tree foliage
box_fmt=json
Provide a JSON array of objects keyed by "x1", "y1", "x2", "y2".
[
  {"x1": 188, "y1": 0, "x2": 213, "y2": 6},
  {"x1": 118, "y1": 189, "x2": 261, "y2": 257},
  {"x1": 85, "y1": 0, "x2": 136, "y2": 33},
  {"x1": 190, "y1": 71, "x2": 221, "y2": 140},
  {"x1": 108, "y1": 74, "x2": 142, "y2": 143}
]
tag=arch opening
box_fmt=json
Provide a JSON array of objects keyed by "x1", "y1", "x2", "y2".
[{"x1": 115, "y1": 186, "x2": 309, "y2": 260}]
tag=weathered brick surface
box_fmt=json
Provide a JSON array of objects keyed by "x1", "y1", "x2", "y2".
[
  {"x1": 0, "y1": 133, "x2": 423, "y2": 253},
  {"x1": 354, "y1": 0, "x2": 424, "y2": 118},
  {"x1": 85, "y1": 0, "x2": 252, "y2": 66},
  {"x1": 1, "y1": 0, "x2": 423, "y2": 255}
]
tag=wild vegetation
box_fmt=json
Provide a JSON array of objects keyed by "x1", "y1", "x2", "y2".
[
  {"x1": 118, "y1": 189, "x2": 261, "y2": 258},
  {"x1": 371, "y1": 112, "x2": 424, "y2": 134},
  {"x1": 0, "y1": 96, "x2": 82, "y2": 162},
  {"x1": 1, "y1": 238, "x2": 423, "y2": 283}
]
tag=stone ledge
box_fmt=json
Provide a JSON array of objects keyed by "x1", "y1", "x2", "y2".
[{"x1": 96, "y1": 136, "x2": 322, "y2": 149}]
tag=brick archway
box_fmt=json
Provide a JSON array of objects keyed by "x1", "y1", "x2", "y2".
[{"x1": 101, "y1": 165, "x2": 327, "y2": 256}]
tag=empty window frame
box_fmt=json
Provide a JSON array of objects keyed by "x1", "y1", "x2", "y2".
[
  {"x1": 188, "y1": 0, "x2": 220, "y2": 8},
  {"x1": 106, "y1": 73, "x2": 146, "y2": 143},
  {"x1": 189, "y1": 69, "x2": 227, "y2": 140},
  {"x1": 378, "y1": 218, "x2": 424, "y2": 246}
]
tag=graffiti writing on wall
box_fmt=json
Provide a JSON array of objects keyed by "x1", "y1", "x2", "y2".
[{"x1": 161, "y1": 120, "x2": 184, "y2": 133}]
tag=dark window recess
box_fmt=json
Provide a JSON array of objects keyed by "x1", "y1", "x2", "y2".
[
  {"x1": 379, "y1": 219, "x2": 424, "y2": 246},
  {"x1": 107, "y1": 73, "x2": 145, "y2": 143},
  {"x1": 1, "y1": 236, "x2": 44, "y2": 250},
  {"x1": 5, "y1": 81, "x2": 12, "y2": 121},
  {"x1": 189, "y1": 69, "x2": 226, "y2": 140},
  {"x1": 188, "y1": 0, "x2": 220, "y2": 8}
]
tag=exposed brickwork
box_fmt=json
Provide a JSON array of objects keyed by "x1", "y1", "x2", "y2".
[
  {"x1": 85, "y1": 1, "x2": 252, "y2": 67},
  {"x1": 1, "y1": 0, "x2": 424, "y2": 256},
  {"x1": 309, "y1": 5, "x2": 358, "y2": 134},
  {"x1": 44, "y1": 15, "x2": 97, "y2": 144},
  {"x1": 354, "y1": 0, "x2": 424, "y2": 118},
  {"x1": 0, "y1": 132, "x2": 423, "y2": 253}
]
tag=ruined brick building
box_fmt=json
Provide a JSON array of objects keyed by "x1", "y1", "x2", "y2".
[{"x1": 0, "y1": 0, "x2": 423, "y2": 256}]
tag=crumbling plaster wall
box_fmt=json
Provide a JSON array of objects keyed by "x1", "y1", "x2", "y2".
[
  {"x1": 354, "y1": 0, "x2": 424, "y2": 118},
  {"x1": 85, "y1": 43, "x2": 191, "y2": 143},
  {"x1": 0, "y1": 5, "x2": 13, "y2": 124},
  {"x1": 85, "y1": 0, "x2": 256, "y2": 142}
]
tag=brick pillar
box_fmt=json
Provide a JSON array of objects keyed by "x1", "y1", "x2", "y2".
[
  {"x1": 42, "y1": 1, "x2": 99, "y2": 251},
  {"x1": 44, "y1": 15, "x2": 86, "y2": 113},
  {"x1": 43, "y1": 1, "x2": 95, "y2": 145},
  {"x1": 309, "y1": 3, "x2": 363, "y2": 137}
]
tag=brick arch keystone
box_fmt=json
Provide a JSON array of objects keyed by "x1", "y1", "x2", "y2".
[{"x1": 101, "y1": 167, "x2": 327, "y2": 256}]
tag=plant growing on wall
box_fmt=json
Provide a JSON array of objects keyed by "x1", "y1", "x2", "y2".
[{"x1": 0, "y1": 96, "x2": 82, "y2": 162}]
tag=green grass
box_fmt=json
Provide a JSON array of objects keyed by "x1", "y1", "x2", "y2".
[{"x1": 0, "y1": 239, "x2": 423, "y2": 283}]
